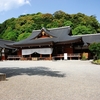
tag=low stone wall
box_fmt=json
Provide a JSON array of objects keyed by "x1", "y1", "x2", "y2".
[{"x1": 0, "y1": 73, "x2": 6, "y2": 81}]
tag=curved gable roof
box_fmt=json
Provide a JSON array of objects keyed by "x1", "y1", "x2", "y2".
[{"x1": 7, "y1": 26, "x2": 82, "y2": 47}]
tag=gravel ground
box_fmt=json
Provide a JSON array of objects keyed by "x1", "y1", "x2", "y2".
[{"x1": 0, "y1": 60, "x2": 100, "y2": 100}]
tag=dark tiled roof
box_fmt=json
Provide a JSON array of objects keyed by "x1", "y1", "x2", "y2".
[
  {"x1": 2, "y1": 27, "x2": 100, "y2": 48},
  {"x1": 0, "y1": 39, "x2": 15, "y2": 49},
  {"x1": 72, "y1": 33, "x2": 100, "y2": 45},
  {"x1": 7, "y1": 26, "x2": 82, "y2": 47}
]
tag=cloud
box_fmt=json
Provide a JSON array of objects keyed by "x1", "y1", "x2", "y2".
[{"x1": 0, "y1": 0, "x2": 31, "y2": 12}]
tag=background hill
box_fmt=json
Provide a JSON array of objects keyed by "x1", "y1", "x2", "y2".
[{"x1": 0, "y1": 10, "x2": 100, "y2": 41}]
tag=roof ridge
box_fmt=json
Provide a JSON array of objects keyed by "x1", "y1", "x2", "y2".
[
  {"x1": 32, "y1": 26, "x2": 70, "y2": 32},
  {"x1": 48, "y1": 26, "x2": 70, "y2": 30},
  {"x1": 32, "y1": 27, "x2": 48, "y2": 32},
  {"x1": 0, "y1": 39, "x2": 14, "y2": 42},
  {"x1": 72, "y1": 33, "x2": 100, "y2": 37},
  {"x1": 32, "y1": 30, "x2": 41, "y2": 32}
]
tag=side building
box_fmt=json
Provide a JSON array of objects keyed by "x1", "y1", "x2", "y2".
[{"x1": 0, "y1": 39, "x2": 15, "y2": 60}]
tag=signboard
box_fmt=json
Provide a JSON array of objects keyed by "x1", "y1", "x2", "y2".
[{"x1": 64, "y1": 53, "x2": 67, "y2": 60}]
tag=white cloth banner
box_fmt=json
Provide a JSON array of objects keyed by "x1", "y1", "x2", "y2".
[{"x1": 22, "y1": 48, "x2": 53, "y2": 55}]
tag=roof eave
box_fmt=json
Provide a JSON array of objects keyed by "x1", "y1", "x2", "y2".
[
  {"x1": 56, "y1": 37, "x2": 82, "y2": 45},
  {"x1": 7, "y1": 41, "x2": 54, "y2": 48}
]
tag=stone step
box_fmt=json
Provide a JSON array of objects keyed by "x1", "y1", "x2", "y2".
[{"x1": 0, "y1": 73, "x2": 6, "y2": 81}]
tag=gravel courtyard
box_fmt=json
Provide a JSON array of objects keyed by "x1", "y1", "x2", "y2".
[{"x1": 0, "y1": 60, "x2": 100, "y2": 100}]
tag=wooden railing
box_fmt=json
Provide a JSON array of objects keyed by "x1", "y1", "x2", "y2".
[
  {"x1": 7, "y1": 55, "x2": 22, "y2": 60},
  {"x1": 68, "y1": 53, "x2": 81, "y2": 60},
  {"x1": 7, "y1": 53, "x2": 81, "y2": 60},
  {"x1": 53, "y1": 53, "x2": 81, "y2": 60}
]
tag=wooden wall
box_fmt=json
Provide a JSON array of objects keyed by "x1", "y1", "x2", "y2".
[
  {"x1": 17, "y1": 49, "x2": 22, "y2": 56},
  {"x1": 64, "y1": 47, "x2": 73, "y2": 54}
]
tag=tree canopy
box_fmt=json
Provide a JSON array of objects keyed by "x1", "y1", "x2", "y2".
[
  {"x1": 0, "y1": 10, "x2": 100, "y2": 41},
  {"x1": 89, "y1": 43, "x2": 100, "y2": 59}
]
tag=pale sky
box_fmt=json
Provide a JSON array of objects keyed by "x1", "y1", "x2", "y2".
[{"x1": 0, "y1": 0, "x2": 100, "y2": 23}]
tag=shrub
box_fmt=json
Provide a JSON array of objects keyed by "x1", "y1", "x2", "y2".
[
  {"x1": 92, "y1": 59, "x2": 100, "y2": 65},
  {"x1": 82, "y1": 56, "x2": 87, "y2": 60}
]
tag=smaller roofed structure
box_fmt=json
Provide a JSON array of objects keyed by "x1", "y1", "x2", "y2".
[
  {"x1": 0, "y1": 39, "x2": 15, "y2": 60},
  {"x1": 0, "y1": 39, "x2": 15, "y2": 49},
  {"x1": 72, "y1": 33, "x2": 100, "y2": 45}
]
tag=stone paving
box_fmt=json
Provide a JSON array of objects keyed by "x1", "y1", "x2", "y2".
[{"x1": 0, "y1": 60, "x2": 100, "y2": 100}]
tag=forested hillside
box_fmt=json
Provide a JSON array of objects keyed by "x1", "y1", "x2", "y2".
[{"x1": 0, "y1": 10, "x2": 100, "y2": 41}]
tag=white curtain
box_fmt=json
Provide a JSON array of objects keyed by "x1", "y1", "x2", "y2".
[{"x1": 22, "y1": 48, "x2": 53, "y2": 55}]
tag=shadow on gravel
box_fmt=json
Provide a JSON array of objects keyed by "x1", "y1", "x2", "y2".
[{"x1": 0, "y1": 67, "x2": 66, "y2": 78}]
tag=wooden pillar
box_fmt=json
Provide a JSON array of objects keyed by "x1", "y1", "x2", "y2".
[
  {"x1": 1, "y1": 48, "x2": 5, "y2": 60},
  {"x1": 49, "y1": 54, "x2": 52, "y2": 60},
  {"x1": 40, "y1": 54, "x2": 42, "y2": 60},
  {"x1": 78, "y1": 54, "x2": 80, "y2": 60},
  {"x1": 70, "y1": 54, "x2": 72, "y2": 60},
  {"x1": 40, "y1": 54, "x2": 42, "y2": 58},
  {"x1": 2, "y1": 54, "x2": 5, "y2": 60}
]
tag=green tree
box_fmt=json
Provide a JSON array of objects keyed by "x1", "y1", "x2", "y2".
[
  {"x1": 0, "y1": 11, "x2": 100, "y2": 41},
  {"x1": 72, "y1": 25, "x2": 96, "y2": 35},
  {"x1": 63, "y1": 21, "x2": 73, "y2": 27},
  {"x1": 53, "y1": 10, "x2": 67, "y2": 19},
  {"x1": 3, "y1": 31, "x2": 17, "y2": 41},
  {"x1": 17, "y1": 32, "x2": 30, "y2": 41},
  {"x1": 89, "y1": 43, "x2": 100, "y2": 59}
]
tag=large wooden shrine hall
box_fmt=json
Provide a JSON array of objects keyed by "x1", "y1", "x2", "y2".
[{"x1": 0, "y1": 26, "x2": 100, "y2": 60}]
